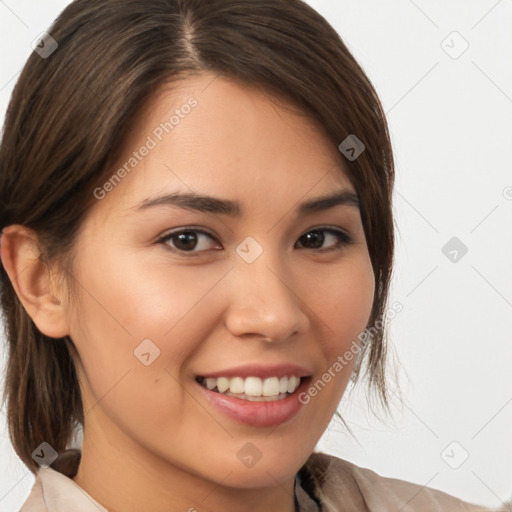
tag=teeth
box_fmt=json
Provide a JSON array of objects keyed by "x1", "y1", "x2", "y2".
[
  {"x1": 245, "y1": 376, "x2": 263, "y2": 396},
  {"x1": 263, "y1": 377, "x2": 280, "y2": 397},
  {"x1": 287, "y1": 376, "x2": 299, "y2": 393},
  {"x1": 229, "y1": 376, "x2": 245, "y2": 394},
  {"x1": 200, "y1": 375, "x2": 302, "y2": 398},
  {"x1": 217, "y1": 377, "x2": 230, "y2": 393}
]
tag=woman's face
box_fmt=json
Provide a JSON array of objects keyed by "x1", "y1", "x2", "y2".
[{"x1": 64, "y1": 73, "x2": 375, "y2": 494}]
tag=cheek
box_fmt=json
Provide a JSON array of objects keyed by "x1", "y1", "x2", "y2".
[
  {"x1": 67, "y1": 250, "x2": 238, "y2": 471},
  {"x1": 66, "y1": 248, "x2": 225, "y2": 407},
  {"x1": 70, "y1": 243, "x2": 218, "y2": 345},
  {"x1": 315, "y1": 254, "x2": 375, "y2": 357},
  {"x1": 291, "y1": 253, "x2": 374, "y2": 412}
]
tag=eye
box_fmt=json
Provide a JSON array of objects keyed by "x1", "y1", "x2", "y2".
[
  {"x1": 295, "y1": 227, "x2": 353, "y2": 253},
  {"x1": 157, "y1": 226, "x2": 353, "y2": 256},
  {"x1": 158, "y1": 229, "x2": 221, "y2": 254}
]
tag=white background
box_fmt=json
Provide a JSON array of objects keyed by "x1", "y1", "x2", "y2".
[{"x1": 1, "y1": 0, "x2": 511, "y2": 510}]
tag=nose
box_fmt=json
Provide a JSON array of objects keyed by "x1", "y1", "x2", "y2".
[{"x1": 224, "y1": 247, "x2": 310, "y2": 343}]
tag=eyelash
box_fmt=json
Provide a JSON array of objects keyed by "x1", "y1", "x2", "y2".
[{"x1": 156, "y1": 226, "x2": 353, "y2": 257}]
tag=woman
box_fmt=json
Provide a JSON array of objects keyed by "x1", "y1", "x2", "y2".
[{"x1": 0, "y1": 1, "x2": 508, "y2": 511}]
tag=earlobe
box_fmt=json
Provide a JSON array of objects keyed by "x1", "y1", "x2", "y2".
[{"x1": 0, "y1": 225, "x2": 70, "y2": 339}]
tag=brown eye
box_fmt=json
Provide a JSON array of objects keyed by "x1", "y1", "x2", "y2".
[
  {"x1": 296, "y1": 228, "x2": 352, "y2": 252},
  {"x1": 157, "y1": 226, "x2": 352, "y2": 257},
  {"x1": 159, "y1": 229, "x2": 221, "y2": 254}
]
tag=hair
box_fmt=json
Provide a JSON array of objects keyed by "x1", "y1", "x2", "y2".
[{"x1": 0, "y1": 0, "x2": 395, "y2": 475}]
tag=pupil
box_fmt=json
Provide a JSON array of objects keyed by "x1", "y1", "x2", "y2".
[
  {"x1": 175, "y1": 231, "x2": 197, "y2": 251},
  {"x1": 303, "y1": 230, "x2": 323, "y2": 249}
]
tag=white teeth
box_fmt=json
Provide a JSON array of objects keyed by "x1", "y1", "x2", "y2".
[
  {"x1": 200, "y1": 375, "x2": 302, "y2": 398},
  {"x1": 217, "y1": 377, "x2": 230, "y2": 393},
  {"x1": 263, "y1": 377, "x2": 280, "y2": 396},
  {"x1": 244, "y1": 376, "x2": 263, "y2": 396},
  {"x1": 229, "y1": 377, "x2": 245, "y2": 394},
  {"x1": 287, "y1": 376, "x2": 299, "y2": 394}
]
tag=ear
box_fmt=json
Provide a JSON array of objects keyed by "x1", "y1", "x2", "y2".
[{"x1": 0, "y1": 224, "x2": 70, "y2": 338}]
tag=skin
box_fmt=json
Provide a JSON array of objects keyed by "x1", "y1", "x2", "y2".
[{"x1": 1, "y1": 73, "x2": 375, "y2": 512}]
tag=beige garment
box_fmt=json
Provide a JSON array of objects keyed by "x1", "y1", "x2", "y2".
[{"x1": 19, "y1": 450, "x2": 510, "y2": 512}]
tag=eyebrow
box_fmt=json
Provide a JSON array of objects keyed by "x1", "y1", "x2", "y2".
[{"x1": 135, "y1": 189, "x2": 359, "y2": 216}]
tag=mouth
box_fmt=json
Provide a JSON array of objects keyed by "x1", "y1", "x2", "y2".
[
  {"x1": 195, "y1": 375, "x2": 303, "y2": 402},
  {"x1": 194, "y1": 364, "x2": 313, "y2": 426}
]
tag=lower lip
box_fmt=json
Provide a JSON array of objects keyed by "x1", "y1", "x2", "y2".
[{"x1": 196, "y1": 378, "x2": 311, "y2": 427}]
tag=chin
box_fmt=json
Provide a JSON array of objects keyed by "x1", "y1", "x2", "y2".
[
  {"x1": 222, "y1": 467, "x2": 295, "y2": 489},
  {"x1": 212, "y1": 451, "x2": 308, "y2": 489}
]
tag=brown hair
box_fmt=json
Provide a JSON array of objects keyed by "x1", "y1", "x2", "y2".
[{"x1": 0, "y1": 0, "x2": 394, "y2": 475}]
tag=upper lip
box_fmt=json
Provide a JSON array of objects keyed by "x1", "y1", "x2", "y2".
[{"x1": 197, "y1": 363, "x2": 313, "y2": 380}]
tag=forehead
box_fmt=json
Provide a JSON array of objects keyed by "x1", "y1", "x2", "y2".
[{"x1": 94, "y1": 73, "x2": 354, "y2": 217}]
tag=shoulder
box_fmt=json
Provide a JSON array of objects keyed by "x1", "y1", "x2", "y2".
[
  {"x1": 19, "y1": 462, "x2": 108, "y2": 512},
  {"x1": 19, "y1": 475, "x2": 46, "y2": 512},
  {"x1": 303, "y1": 451, "x2": 509, "y2": 512}
]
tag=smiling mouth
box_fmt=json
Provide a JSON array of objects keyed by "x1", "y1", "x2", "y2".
[{"x1": 196, "y1": 375, "x2": 303, "y2": 402}]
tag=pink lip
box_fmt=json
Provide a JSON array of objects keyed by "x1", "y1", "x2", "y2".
[{"x1": 197, "y1": 363, "x2": 312, "y2": 379}]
